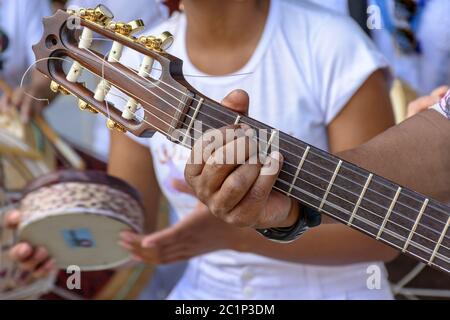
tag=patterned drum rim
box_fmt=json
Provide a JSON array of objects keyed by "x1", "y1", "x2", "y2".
[{"x1": 22, "y1": 170, "x2": 142, "y2": 204}]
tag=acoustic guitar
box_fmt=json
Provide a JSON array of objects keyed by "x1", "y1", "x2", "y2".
[{"x1": 31, "y1": 6, "x2": 449, "y2": 275}]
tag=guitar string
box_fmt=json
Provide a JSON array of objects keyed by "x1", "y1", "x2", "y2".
[
  {"x1": 24, "y1": 53, "x2": 447, "y2": 266},
  {"x1": 87, "y1": 36, "x2": 449, "y2": 221},
  {"x1": 89, "y1": 53, "x2": 450, "y2": 258},
  {"x1": 99, "y1": 46, "x2": 449, "y2": 224},
  {"x1": 107, "y1": 85, "x2": 450, "y2": 253},
  {"x1": 130, "y1": 67, "x2": 450, "y2": 241},
  {"x1": 131, "y1": 66, "x2": 450, "y2": 221},
  {"x1": 27, "y1": 52, "x2": 450, "y2": 253},
  {"x1": 83, "y1": 34, "x2": 448, "y2": 223},
  {"x1": 96, "y1": 77, "x2": 450, "y2": 266},
  {"x1": 26, "y1": 51, "x2": 444, "y2": 262},
  {"x1": 159, "y1": 82, "x2": 450, "y2": 222},
  {"x1": 89, "y1": 50, "x2": 450, "y2": 246},
  {"x1": 100, "y1": 50, "x2": 449, "y2": 239}
]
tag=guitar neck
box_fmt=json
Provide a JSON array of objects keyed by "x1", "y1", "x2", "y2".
[{"x1": 172, "y1": 93, "x2": 450, "y2": 274}]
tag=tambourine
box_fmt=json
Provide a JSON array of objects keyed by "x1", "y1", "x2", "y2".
[{"x1": 18, "y1": 170, "x2": 144, "y2": 271}]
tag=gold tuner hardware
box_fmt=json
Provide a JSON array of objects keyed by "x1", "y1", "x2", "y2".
[
  {"x1": 78, "y1": 100, "x2": 98, "y2": 114},
  {"x1": 79, "y1": 4, "x2": 114, "y2": 25},
  {"x1": 50, "y1": 81, "x2": 70, "y2": 95},
  {"x1": 106, "y1": 119, "x2": 127, "y2": 133},
  {"x1": 108, "y1": 19, "x2": 145, "y2": 36},
  {"x1": 138, "y1": 31, "x2": 174, "y2": 51}
]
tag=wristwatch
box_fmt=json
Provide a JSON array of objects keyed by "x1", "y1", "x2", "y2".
[{"x1": 256, "y1": 204, "x2": 322, "y2": 243}]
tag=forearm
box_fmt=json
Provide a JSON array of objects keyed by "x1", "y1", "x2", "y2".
[
  {"x1": 338, "y1": 109, "x2": 450, "y2": 202},
  {"x1": 108, "y1": 131, "x2": 161, "y2": 232},
  {"x1": 234, "y1": 224, "x2": 397, "y2": 265}
]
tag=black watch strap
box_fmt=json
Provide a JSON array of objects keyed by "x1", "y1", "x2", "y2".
[{"x1": 256, "y1": 205, "x2": 321, "y2": 243}]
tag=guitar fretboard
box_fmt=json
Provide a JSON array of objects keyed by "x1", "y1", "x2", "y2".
[{"x1": 176, "y1": 94, "x2": 450, "y2": 274}]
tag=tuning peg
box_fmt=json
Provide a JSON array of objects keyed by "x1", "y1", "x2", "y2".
[
  {"x1": 158, "y1": 32, "x2": 174, "y2": 50},
  {"x1": 106, "y1": 119, "x2": 126, "y2": 133},
  {"x1": 138, "y1": 31, "x2": 174, "y2": 51},
  {"x1": 108, "y1": 19, "x2": 145, "y2": 36},
  {"x1": 79, "y1": 4, "x2": 114, "y2": 26},
  {"x1": 50, "y1": 81, "x2": 70, "y2": 95},
  {"x1": 78, "y1": 99, "x2": 98, "y2": 114}
]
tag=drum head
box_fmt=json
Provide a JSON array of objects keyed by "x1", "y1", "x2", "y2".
[{"x1": 19, "y1": 210, "x2": 137, "y2": 271}]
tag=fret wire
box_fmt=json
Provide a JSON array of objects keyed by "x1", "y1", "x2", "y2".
[
  {"x1": 377, "y1": 187, "x2": 402, "y2": 240},
  {"x1": 182, "y1": 98, "x2": 204, "y2": 146},
  {"x1": 98, "y1": 55, "x2": 450, "y2": 247},
  {"x1": 348, "y1": 174, "x2": 373, "y2": 226},
  {"x1": 403, "y1": 199, "x2": 429, "y2": 252},
  {"x1": 274, "y1": 179, "x2": 450, "y2": 268},
  {"x1": 114, "y1": 49, "x2": 448, "y2": 224},
  {"x1": 429, "y1": 217, "x2": 450, "y2": 265},
  {"x1": 234, "y1": 115, "x2": 241, "y2": 125},
  {"x1": 319, "y1": 160, "x2": 342, "y2": 212},
  {"x1": 264, "y1": 130, "x2": 279, "y2": 156},
  {"x1": 288, "y1": 146, "x2": 310, "y2": 195}
]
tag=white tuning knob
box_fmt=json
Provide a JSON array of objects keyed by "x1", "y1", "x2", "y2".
[{"x1": 121, "y1": 56, "x2": 155, "y2": 120}]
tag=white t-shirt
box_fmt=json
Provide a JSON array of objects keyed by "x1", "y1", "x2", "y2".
[
  {"x1": 67, "y1": 0, "x2": 169, "y2": 159},
  {"x1": 0, "y1": 0, "x2": 51, "y2": 87},
  {"x1": 307, "y1": 0, "x2": 450, "y2": 95},
  {"x1": 112, "y1": 0, "x2": 393, "y2": 299}
]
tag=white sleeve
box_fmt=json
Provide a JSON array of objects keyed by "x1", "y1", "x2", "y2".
[
  {"x1": 430, "y1": 90, "x2": 450, "y2": 119},
  {"x1": 26, "y1": 0, "x2": 52, "y2": 67},
  {"x1": 105, "y1": 48, "x2": 150, "y2": 147},
  {"x1": 311, "y1": 15, "x2": 391, "y2": 125}
]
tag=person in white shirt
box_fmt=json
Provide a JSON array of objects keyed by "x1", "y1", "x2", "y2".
[
  {"x1": 117, "y1": 0, "x2": 397, "y2": 300},
  {"x1": 306, "y1": 0, "x2": 450, "y2": 96},
  {"x1": 7, "y1": 0, "x2": 398, "y2": 300},
  {"x1": 0, "y1": 0, "x2": 53, "y2": 122}
]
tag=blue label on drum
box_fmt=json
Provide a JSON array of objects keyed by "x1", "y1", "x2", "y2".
[{"x1": 62, "y1": 228, "x2": 95, "y2": 249}]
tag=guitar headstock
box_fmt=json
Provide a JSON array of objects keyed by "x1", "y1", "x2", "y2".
[{"x1": 33, "y1": 5, "x2": 194, "y2": 138}]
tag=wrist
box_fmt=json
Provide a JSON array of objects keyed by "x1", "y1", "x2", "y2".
[{"x1": 276, "y1": 198, "x2": 301, "y2": 228}]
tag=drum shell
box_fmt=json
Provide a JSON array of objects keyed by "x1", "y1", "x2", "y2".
[{"x1": 18, "y1": 171, "x2": 145, "y2": 271}]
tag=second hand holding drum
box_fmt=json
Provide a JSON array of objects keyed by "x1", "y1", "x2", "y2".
[{"x1": 18, "y1": 170, "x2": 144, "y2": 271}]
